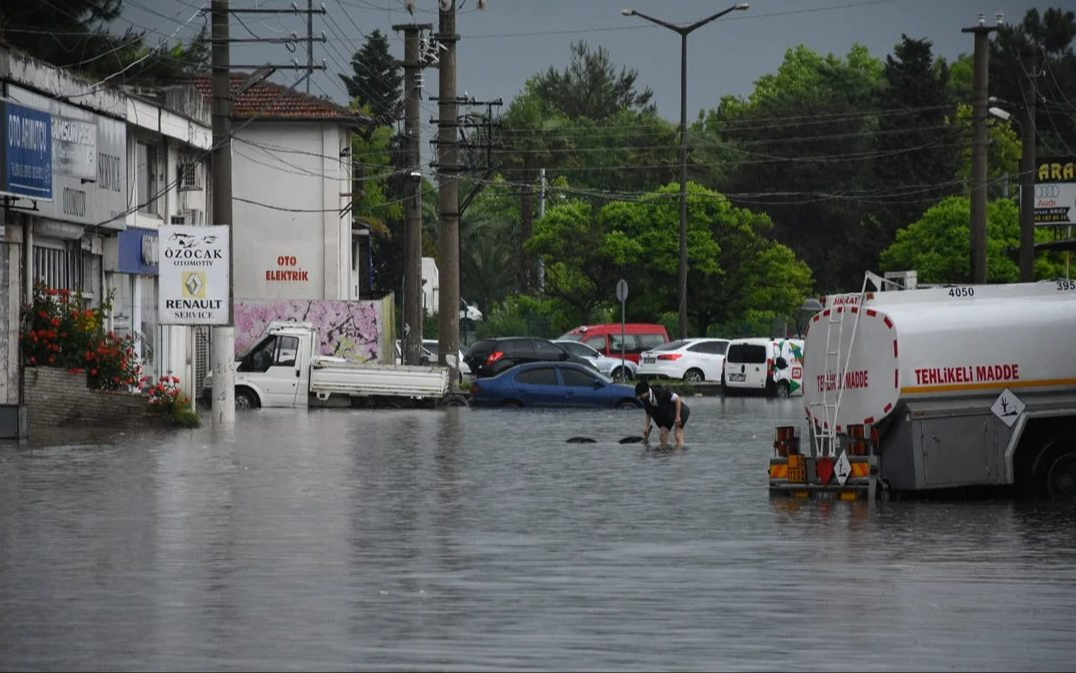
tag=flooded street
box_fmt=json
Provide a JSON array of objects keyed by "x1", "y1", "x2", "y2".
[{"x1": 2, "y1": 396, "x2": 1075, "y2": 671}]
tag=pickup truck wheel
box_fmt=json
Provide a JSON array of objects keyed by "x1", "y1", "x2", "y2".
[
  {"x1": 440, "y1": 393, "x2": 469, "y2": 408},
  {"x1": 235, "y1": 389, "x2": 258, "y2": 410}
]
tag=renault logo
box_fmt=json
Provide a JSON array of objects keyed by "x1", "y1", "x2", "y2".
[{"x1": 182, "y1": 271, "x2": 206, "y2": 298}]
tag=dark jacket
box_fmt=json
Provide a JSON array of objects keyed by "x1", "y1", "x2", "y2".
[{"x1": 642, "y1": 386, "x2": 689, "y2": 429}]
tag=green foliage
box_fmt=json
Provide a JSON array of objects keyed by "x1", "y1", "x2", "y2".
[
  {"x1": 339, "y1": 29, "x2": 402, "y2": 124},
  {"x1": 20, "y1": 285, "x2": 141, "y2": 391},
  {"x1": 880, "y1": 197, "x2": 1069, "y2": 283},
  {"x1": 477, "y1": 294, "x2": 568, "y2": 339},
  {"x1": 526, "y1": 41, "x2": 655, "y2": 121}
]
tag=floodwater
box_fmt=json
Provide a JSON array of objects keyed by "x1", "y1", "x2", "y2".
[{"x1": 2, "y1": 396, "x2": 1075, "y2": 672}]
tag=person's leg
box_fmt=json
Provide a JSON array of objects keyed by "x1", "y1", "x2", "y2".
[
  {"x1": 674, "y1": 424, "x2": 685, "y2": 448},
  {"x1": 659, "y1": 426, "x2": 670, "y2": 448}
]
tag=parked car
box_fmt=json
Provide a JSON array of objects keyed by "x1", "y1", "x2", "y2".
[
  {"x1": 723, "y1": 337, "x2": 804, "y2": 398},
  {"x1": 553, "y1": 339, "x2": 637, "y2": 382},
  {"x1": 557, "y1": 323, "x2": 669, "y2": 364},
  {"x1": 636, "y1": 338, "x2": 730, "y2": 383},
  {"x1": 394, "y1": 340, "x2": 433, "y2": 366},
  {"x1": 464, "y1": 336, "x2": 596, "y2": 379},
  {"x1": 469, "y1": 361, "x2": 642, "y2": 409},
  {"x1": 423, "y1": 339, "x2": 472, "y2": 379}
]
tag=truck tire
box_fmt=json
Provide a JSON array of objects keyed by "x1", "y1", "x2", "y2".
[
  {"x1": 439, "y1": 393, "x2": 469, "y2": 408},
  {"x1": 235, "y1": 388, "x2": 259, "y2": 410},
  {"x1": 1033, "y1": 439, "x2": 1076, "y2": 501}
]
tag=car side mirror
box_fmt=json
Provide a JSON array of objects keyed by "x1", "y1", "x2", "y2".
[
  {"x1": 775, "y1": 357, "x2": 788, "y2": 370},
  {"x1": 593, "y1": 380, "x2": 604, "y2": 389}
]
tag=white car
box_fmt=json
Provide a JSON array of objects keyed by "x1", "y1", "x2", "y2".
[
  {"x1": 423, "y1": 339, "x2": 472, "y2": 380},
  {"x1": 553, "y1": 339, "x2": 637, "y2": 382},
  {"x1": 636, "y1": 338, "x2": 730, "y2": 383}
]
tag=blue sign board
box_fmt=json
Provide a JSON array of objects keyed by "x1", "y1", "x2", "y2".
[
  {"x1": 1, "y1": 100, "x2": 53, "y2": 200},
  {"x1": 117, "y1": 228, "x2": 159, "y2": 276}
]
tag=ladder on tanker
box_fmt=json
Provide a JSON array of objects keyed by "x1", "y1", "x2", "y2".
[{"x1": 809, "y1": 272, "x2": 885, "y2": 458}]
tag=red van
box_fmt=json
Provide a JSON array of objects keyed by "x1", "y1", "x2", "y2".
[{"x1": 558, "y1": 323, "x2": 670, "y2": 365}]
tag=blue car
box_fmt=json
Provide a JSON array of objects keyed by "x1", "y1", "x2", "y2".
[{"x1": 469, "y1": 361, "x2": 642, "y2": 409}]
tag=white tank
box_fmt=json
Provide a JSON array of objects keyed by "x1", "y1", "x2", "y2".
[{"x1": 802, "y1": 281, "x2": 1076, "y2": 432}]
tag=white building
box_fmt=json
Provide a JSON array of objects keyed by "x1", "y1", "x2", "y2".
[
  {"x1": 192, "y1": 76, "x2": 371, "y2": 302},
  {"x1": 0, "y1": 48, "x2": 212, "y2": 433}
]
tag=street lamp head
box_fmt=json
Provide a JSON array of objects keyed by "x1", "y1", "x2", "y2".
[
  {"x1": 988, "y1": 106, "x2": 1012, "y2": 122},
  {"x1": 734, "y1": 3, "x2": 750, "y2": 9},
  {"x1": 621, "y1": 8, "x2": 636, "y2": 16}
]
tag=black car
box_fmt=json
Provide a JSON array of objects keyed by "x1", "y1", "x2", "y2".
[{"x1": 464, "y1": 337, "x2": 597, "y2": 378}]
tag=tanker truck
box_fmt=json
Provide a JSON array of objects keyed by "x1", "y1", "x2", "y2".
[{"x1": 768, "y1": 273, "x2": 1076, "y2": 500}]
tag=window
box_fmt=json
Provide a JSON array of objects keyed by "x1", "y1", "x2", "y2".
[
  {"x1": 727, "y1": 344, "x2": 768, "y2": 364},
  {"x1": 239, "y1": 336, "x2": 276, "y2": 372},
  {"x1": 136, "y1": 142, "x2": 162, "y2": 216},
  {"x1": 638, "y1": 334, "x2": 667, "y2": 350},
  {"x1": 610, "y1": 334, "x2": 638, "y2": 353},
  {"x1": 177, "y1": 160, "x2": 202, "y2": 191},
  {"x1": 535, "y1": 340, "x2": 568, "y2": 359},
  {"x1": 33, "y1": 245, "x2": 71, "y2": 290},
  {"x1": 584, "y1": 335, "x2": 607, "y2": 351},
  {"x1": 505, "y1": 339, "x2": 535, "y2": 357},
  {"x1": 561, "y1": 367, "x2": 597, "y2": 387},
  {"x1": 691, "y1": 341, "x2": 728, "y2": 355},
  {"x1": 275, "y1": 336, "x2": 299, "y2": 367},
  {"x1": 516, "y1": 367, "x2": 557, "y2": 386}
]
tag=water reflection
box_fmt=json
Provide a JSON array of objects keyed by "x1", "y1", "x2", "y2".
[{"x1": 1, "y1": 397, "x2": 1074, "y2": 671}]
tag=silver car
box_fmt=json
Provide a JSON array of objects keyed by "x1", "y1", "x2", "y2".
[{"x1": 553, "y1": 339, "x2": 636, "y2": 382}]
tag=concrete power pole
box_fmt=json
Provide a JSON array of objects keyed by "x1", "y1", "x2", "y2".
[
  {"x1": 1019, "y1": 44, "x2": 1038, "y2": 282},
  {"x1": 436, "y1": 2, "x2": 460, "y2": 385},
  {"x1": 963, "y1": 14, "x2": 999, "y2": 285},
  {"x1": 395, "y1": 23, "x2": 430, "y2": 365},
  {"x1": 211, "y1": 0, "x2": 236, "y2": 425}
]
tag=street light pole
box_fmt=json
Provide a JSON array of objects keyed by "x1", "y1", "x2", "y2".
[{"x1": 623, "y1": 4, "x2": 748, "y2": 340}]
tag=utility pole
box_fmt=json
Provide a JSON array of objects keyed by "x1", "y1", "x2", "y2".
[
  {"x1": 436, "y1": 1, "x2": 460, "y2": 385},
  {"x1": 210, "y1": 0, "x2": 236, "y2": 426},
  {"x1": 963, "y1": 13, "x2": 999, "y2": 284},
  {"x1": 537, "y1": 167, "x2": 546, "y2": 291},
  {"x1": 306, "y1": 0, "x2": 314, "y2": 94},
  {"x1": 1019, "y1": 43, "x2": 1038, "y2": 282},
  {"x1": 394, "y1": 23, "x2": 432, "y2": 366}
]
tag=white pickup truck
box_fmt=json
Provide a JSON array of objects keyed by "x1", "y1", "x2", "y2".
[{"x1": 204, "y1": 322, "x2": 462, "y2": 409}]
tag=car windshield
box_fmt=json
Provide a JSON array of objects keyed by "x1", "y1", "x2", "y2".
[{"x1": 655, "y1": 339, "x2": 688, "y2": 351}]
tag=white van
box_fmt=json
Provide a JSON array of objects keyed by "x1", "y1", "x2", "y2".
[{"x1": 722, "y1": 337, "x2": 804, "y2": 398}]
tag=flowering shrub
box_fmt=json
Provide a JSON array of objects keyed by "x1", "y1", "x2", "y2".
[
  {"x1": 146, "y1": 374, "x2": 201, "y2": 428},
  {"x1": 20, "y1": 284, "x2": 141, "y2": 391}
]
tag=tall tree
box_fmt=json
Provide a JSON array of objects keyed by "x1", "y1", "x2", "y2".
[
  {"x1": 528, "y1": 41, "x2": 655, "y2": 121},
  {"x1": 339, "y1": 29, "x2": 403, "y2": 125},
  {"x1": 870, "y1": 35, "x2": 961, "y2": 258},
  {"x1": 0, "y1": 0, "x2": 207, "y2": 80},
  {"x1": 706, "y1": 44, "x2": 885, "y2": 292},
  {"x1": 991, "y1": 8, "x2": 1076, "y2": 160}
]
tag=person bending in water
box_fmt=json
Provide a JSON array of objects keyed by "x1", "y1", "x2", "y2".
[{"x1": 635, "y1": 380, "x2": 689, "y2": 449}]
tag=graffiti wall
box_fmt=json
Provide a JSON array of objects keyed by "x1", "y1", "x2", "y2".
[{"x1": 235, "y1": 300, "x2": 382, "y2": 363}]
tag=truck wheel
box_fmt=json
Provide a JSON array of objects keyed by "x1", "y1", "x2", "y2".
[
  {"x1": 440, "y1": 393, "x2": 469, "y2": 408},
  {"x1": 776, "y1": 381, "x2": 792, "y2": 399},
  {"x1": 235, "y1": 389, "x2": 258, "y2": 410},
  {"x1": 683, "y1": 368, "x2": 704, "y2": 383},
  {"x1": 1036, "y1": 442, "x2": 1076, "y2": 501}
]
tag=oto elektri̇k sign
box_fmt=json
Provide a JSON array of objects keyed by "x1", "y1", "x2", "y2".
[{"x1": 158, "y1": 225, "x2": 230, "y2": 325}]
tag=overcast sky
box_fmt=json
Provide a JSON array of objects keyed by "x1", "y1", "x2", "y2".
[{"x1": 126, "y1": 0, "x2": 1049, "y2": 132}]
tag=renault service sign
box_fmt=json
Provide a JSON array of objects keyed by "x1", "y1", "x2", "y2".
[{"x1": 159, "y1": 225, "x2": 230, "y2": 325}]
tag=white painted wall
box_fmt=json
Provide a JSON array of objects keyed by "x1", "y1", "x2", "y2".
[{"x1": 231, "y1": 122, "x2": 354, "y2": 301}]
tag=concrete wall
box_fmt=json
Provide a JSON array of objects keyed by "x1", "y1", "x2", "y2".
[{"x1": 24, "y1": 367, "x2": 152, "y2": 428}]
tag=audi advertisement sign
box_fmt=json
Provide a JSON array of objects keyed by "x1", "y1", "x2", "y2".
[{"x1": 1036, "y1": 158, "x2": 1075, "y2": 226}]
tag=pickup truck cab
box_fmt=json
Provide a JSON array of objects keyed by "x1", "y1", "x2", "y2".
[{"x1": 205, "y1": 322, "x2": 455, "y2": 409}]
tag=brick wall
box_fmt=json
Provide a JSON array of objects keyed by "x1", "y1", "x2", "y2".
[{"x1": 24, "y1": 367, "x2": 153, "y2": 428}]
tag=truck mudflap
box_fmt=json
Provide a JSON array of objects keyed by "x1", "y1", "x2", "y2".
[{"x1": 769, "y1": 454, "x2": 879, "y2": 501}]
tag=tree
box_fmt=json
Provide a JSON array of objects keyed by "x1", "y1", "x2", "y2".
[
  {"x1": 870, "y1": 36, "x2": 961, "y2": 257},
  {"x1": 0, "y1": 1, "x2": 208, "y2": 80},
  {"x1": 339, "y1": 29, "x2": 402, "y2": 125},
  {"x1": 705, "y1": 44, "x2": 885, "y2": 292},
  {"x1": 527, "y1": 41, "x2": 656, "y2": 121},
  {"x1": 879, "y1": 196, "x2": 1067, "y2": 283}
]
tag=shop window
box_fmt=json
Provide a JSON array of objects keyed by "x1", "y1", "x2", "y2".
[{"x1": 136, "y1": 142, "x2": 162, "y2": 216}]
